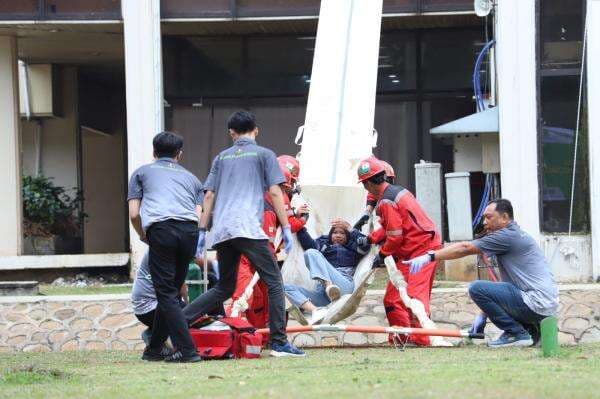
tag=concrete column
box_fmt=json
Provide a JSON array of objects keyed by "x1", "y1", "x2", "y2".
[
  {"x1": 495, "y1": 1, "x2": 540, "y2": 240},
  {"x1": 587, "y1": 0, "x2": 600, "y2": 281},
  {"x1": 0, "y1": 37, "x2": 22, "y2": 256},
  {"x1": 122, "y1": 0, "x2": 164, "y2": 273}
]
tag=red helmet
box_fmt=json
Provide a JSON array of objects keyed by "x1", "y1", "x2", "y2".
[
  {"x1": 277, "y1": 155, "x2": 300, "y2": 182},
  {"x1": 280, "y1": 167, "x2": 294, "y2": 189},
  {"x1": 357, "y1": 156, "x2": 385, "y2": 183},
  {"x1": 379, "y1": 160, "x2": 395, "y2": 179}
]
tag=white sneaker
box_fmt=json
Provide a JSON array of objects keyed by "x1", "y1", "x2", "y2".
[
  {"x1": 326, "y1": 285, "x2": 341, "y2": 301},
  {"x1": 310, "y1": 307, "x2": 328, "y2": 325}
]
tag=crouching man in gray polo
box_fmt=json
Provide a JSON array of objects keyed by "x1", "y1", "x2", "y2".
[
  {"x1": 403, "y1": 199, "x2": 558, "y2": 348},
  {"x1": 183, "y1": 111, "x2": 305, "y2": 357}
]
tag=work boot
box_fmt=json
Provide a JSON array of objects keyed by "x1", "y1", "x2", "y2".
[
  {"x1": 164, "y1": 350, "x2": 202, "y2": 363},
  {"x1": 325, "y1": 285, "x2": 341, "y2": 301},
  {"x1": 142, "y1": 345, "x2": 174, "y2": 361}
]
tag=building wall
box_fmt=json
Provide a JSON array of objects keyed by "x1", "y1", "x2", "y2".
[{"x1": 21, "y1": 66, "x2": 79, "y2": 195}]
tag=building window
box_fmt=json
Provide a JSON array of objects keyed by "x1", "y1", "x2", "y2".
[{"x1": 538, "y1": 0, "x2": 589, "y2": 233}]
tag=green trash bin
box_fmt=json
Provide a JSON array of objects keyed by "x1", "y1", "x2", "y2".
[{"x1": 186, "y1": 262, "x2": 206, "y2": 303}]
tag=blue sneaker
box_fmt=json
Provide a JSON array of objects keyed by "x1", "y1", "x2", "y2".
[
  {"x1": 488, "y1": 332, "x2": 533, "y2": 348},
  {"x1": 270, "y1": 342, "x2": 306, "y2": 358}
]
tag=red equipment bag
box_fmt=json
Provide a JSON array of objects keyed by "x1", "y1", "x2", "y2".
[{"x1": 189, "y1": 316, "x2": 263, "y2": 360}]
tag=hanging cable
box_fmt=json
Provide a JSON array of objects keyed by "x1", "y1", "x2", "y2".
[
  {"x1": 472, "y1": 40, "x2": 495, "y2": 112},
  {"x1": 567, "y1": 14, "x2": 588, "y2": 236}
]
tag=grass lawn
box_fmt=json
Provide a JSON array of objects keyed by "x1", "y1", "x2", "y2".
[
  {"x1": 1, "y1": 345, "x2": 599, "y2": 399},
  {"x1": 38, "y1": 285, "x2": 132, "y2": 296}
]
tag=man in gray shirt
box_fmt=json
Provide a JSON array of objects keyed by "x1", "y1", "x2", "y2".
[
  {"x1": 128, "y1": 131, "x2": 203, "y2": 362},
  {"x1": 403, "y1": 198, "x2": 558, "y2": 348},
  {"x1": 183, "y1": 110, "x2": 305, "y2": 357}
]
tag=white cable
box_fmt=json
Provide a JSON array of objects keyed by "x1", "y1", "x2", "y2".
[{"x1": 568, "y1": 15, "x2": 588, "y2": 236}]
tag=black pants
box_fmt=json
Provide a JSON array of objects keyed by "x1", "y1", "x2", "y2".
[
  {"x1": 183, "y1": 237, "x2": 287, "y2": 346},
  {"x1": 136, "y1": 310, "x2": 155, "y2": 329},
  {"x1": 147, "y1": 220, "x2": 199, "y2": 354}
]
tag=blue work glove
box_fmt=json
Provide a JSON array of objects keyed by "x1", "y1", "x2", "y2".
[
  {"x1": 356, "y1": 235, "x2": 371, "y2": 247},
  {"x1": 195, "y1": 228, "x2": 206, "y2": 258},
  {"x1": 402, "y1": 253, "x2": 431, "y2": 274},
  {"x1": 282, "y1": 226, "x2": 294, "y2": 253},
  {"x1": 371, "y1": 253, "x2": 385, "y2": 269},
  {"x1": 353, "y1": 213, "x2": 370, "y2": 230},
  {"x1": 469, "y1": 313, "x2": 487, "y2": 335}
]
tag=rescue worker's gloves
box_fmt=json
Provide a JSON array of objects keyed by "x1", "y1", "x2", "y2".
[
  {"x1": 282, "y1": 226, "x2": 294, "y2": 253},
  {"x1": 353, "y1": 213, "x2": 370, "y2": 230},
  {"x1": 469, "y1": 313, "x2": 487, "y2": 335},
  {"x1": 195, "y1": 228, "x2": 207, "y2": 258},
  {"x1": 371, "y1": 253, "x2": 385, "y2": 269},
  {"x1": 402, "y1": 252, "x2": 433, "y2": 274},
  {"x1": 356, "y1": 235, "x2": 371, "y2": 247}
]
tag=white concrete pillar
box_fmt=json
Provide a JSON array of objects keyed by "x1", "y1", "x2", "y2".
[
  {"x1": 495, "y1": 0, "x2": 540, "y2": 240},
  {"x1": 122, "y1": 0, "x2": 164, "y2": 273},
  {"x1": 300, "y1": 0, "x2": 383, "y2": 186},
  {"x1": 587, "y1": 0, "x2": 600, "y2": 280},
  {"x1": 0, "y1": 37, "x2": 22, "y2": 256}
]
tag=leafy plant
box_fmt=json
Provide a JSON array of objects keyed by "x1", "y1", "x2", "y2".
[{"x1": 22, "y1": 175, "x2": 86, "y2": 237}]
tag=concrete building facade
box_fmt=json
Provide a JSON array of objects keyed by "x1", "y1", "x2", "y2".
[{"x1": 0, "y1": 0, "x2": 596, "y2": 282}]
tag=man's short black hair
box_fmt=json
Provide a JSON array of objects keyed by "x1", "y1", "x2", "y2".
[
  {"x1": 488, "y1": 198, "x2": 514, "y2": 219},
  {"x1": 366, "y1": 171, "x2": 386, "y2": 185},
  {"x1": 227, "y1": 110, "x2": 257, "y2": 134},
  {"x1": 153, "y1": 131, "x2": 183, "y2": 158}
]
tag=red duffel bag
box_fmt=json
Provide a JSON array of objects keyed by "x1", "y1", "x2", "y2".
[{"x1": 189, "y1": 316, "x2": 263, "y2": 360}]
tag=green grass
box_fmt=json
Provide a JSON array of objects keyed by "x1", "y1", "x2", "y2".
[
  {"x1": 1, "y1": 345, "x2": 599, "y2": 399},
  {"x1": 38, "y1": 285, "x2": 131, "y2": 296}
]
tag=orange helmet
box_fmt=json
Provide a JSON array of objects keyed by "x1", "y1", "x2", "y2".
[
  {"x1": 357, "y1": 156, "x2": 385, "y2": 183},
  {"x1": 277, "y1": 155, "x2": 300, "y2": 182},
  {"x1": 379, "y1": 160, "x2": 395, "y2": 179}
]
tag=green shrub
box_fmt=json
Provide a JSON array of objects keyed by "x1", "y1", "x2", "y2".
[{"x1": 22, "y1": 175, "x2": 85, "y2": 237}]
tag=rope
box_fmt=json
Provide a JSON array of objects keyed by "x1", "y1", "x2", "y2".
[{"x1": 568, "y1": 15, "x2": 588, "y2": 236}]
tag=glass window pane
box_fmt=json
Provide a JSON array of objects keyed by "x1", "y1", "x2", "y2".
[
  {"x1": 161, "y1": 0, "x2": 231, "y2": 18},
  {"x1": 377, "y1": 32, "x2": 417, "y2": 92},
  {"x1": 246, "y1": 36, "x2": 314, "y2": 97},
  {"x1": 540, "y1": 0, "x2": 584, "y2": 68},
  {"x1": 540, "y1": 75, "x2": 589, "y2": 233},
  {"x1": 46, "y1": 0, "x2": 121, "y2": 19},
  {"x1": 163, "y1": 37, "x2": 244, "y2": 99},
  {"x1": 0, "y1": 0, "x2": 40, "y2": 19},
  {"x1": 421, "y1": 30, "x2": 483, "y2": 91},
  {"x1": 421, "y1": 0, "x2": 473, "y2": 12},
  {"x1": 382, "y1": 0, "x2": 418, "y2": 13},
  {"x1": 236, "y1": 0, "x2": 320, "y2": 18}
]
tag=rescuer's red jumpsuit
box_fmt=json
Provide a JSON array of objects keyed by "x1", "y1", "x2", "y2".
[{"x1": 371, "y1": 182, "x2": 442, "y2": 346}]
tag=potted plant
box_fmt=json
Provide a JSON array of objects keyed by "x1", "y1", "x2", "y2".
[{"x1": 22, "y1": 175, "x2": 86, "y2": 255}]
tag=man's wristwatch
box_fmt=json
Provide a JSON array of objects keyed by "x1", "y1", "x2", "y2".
[{"x1": 427, "y1": 250, "x2": 436, "y2": 262}]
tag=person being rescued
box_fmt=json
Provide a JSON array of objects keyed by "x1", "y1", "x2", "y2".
[
  {"x1": 284, "y1": 219, "x2": 371, "y2": 324},
  {"x1": 228, "y1": 155, "x2": 308, "y2": 331}
]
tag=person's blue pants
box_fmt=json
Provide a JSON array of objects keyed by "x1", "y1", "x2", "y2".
[
  {"x1": 468, "y1": 280, "x2": 545, "y2": 336},
  {"x1": 285, "y1": 249, "x2": 355, "y2": 308}
]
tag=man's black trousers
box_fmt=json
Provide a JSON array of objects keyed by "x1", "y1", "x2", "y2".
[
  {"x1": 147, "y1": 220, "x2": 198, "y2": 354},
  {"x1": 183, "y1": 237, "x2": 287, "y2": 346}
]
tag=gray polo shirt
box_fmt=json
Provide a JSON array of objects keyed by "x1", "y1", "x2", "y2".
[
  {"x1": 127, "y1": 158, "x2": 204, "y2": 231},
  {"x1": 204, "y1": 137, "x2": 285, "y2": 246},
  {"x1": 131, "y1": 252, "x2": 156, "y2": 315},
  {"x1": 473, "y1": 221, "x2": 559, "y2": 316}
]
